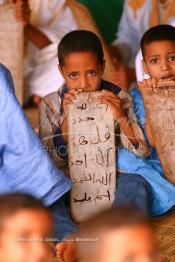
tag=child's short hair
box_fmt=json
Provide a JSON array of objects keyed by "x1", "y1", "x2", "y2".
[
  {"x1": 78, "y1": 206, "x2": 153, "y2": 238},
  {"x1": 141, "y1": 24, "x2": 175, "y2": 58},
  {"x1": 58, "y1": 30, "x2": 104, "y2": 66},
  {"x1": 0, "y1": 193, "x2": 49, "y2": 232},
  {"x1": 76, "y1": 207, "x2": 154, "y2": 260}
]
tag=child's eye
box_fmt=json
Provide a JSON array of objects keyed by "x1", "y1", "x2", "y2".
[
  {"x1": 87, "y1": 70, "x2": 96, "y2": 77},
  {"x1": 169, "y1": 55, "x2": 175, "y2": 61},
  {"x1": 150, "y1": 58, "x2": 158, "y2": 64},
  {"x1": 69, "y1": 73, "x2": 78, "y2": 79}
]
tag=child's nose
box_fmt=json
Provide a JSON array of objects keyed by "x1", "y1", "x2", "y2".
[
  {"x1": 161, "y1": 60, "x2": 170, "y2": 71},
  {"x1": 80, "y1": 76, "x2": 88, "y2": 89}
]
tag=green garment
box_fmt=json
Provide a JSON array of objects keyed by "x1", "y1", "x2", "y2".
[{"x1": 78, "y1": 0, "x2": 124, "y2": 44}]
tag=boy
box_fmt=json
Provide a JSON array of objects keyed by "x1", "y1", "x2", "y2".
[
  {"x1": 117, "y1": 24, "x2": 175, "y2": 216},
  {"x1": 40, "y1": 30, "x2": 152, "y2": 214},
  {"x1": 57, "y1": 207, "x2": 161, "y2": 262},
  {"x1": 0, "y1": 193, "x2": 54, "y2": 262},
  {"x1": 110, "y1": 0, "x2": 175, "y2": 87}
]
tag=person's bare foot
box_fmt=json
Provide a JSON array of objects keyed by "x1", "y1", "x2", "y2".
[{"x1": 56, "y1": 241, "x2": 77, "y2": 262}]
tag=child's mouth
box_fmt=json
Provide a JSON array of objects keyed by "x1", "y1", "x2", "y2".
[{"x1": 160, "y1": 75, "x2": 175, "y2": 81}]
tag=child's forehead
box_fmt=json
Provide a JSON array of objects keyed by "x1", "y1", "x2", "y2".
[
  {"x1": 144, "y1": 40, "x2": 175, "y2": 56},
  {"x1": 102, "y1": 226, "x2": 154, "y2": 252},
  {"x1": 64, "y1": 51, "x2": 97, "y2": 62},
  {"x1": 61, "y1": 51, "x2": 102, "y2": 71},
  {"x1": 5, "y1": 209, "x2": 51, "y2": 228}
]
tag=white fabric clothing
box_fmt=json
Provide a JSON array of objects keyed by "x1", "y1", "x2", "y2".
[
  {"x1": 112, "y1": 0, "x2": 175, "y2": 67},
  {"x1": 25, "y1": 0, "x2": 78, "y2": 98}
]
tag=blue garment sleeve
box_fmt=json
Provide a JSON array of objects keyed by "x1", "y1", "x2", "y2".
[{"x1": 0, "y1": 64, "x2": 71, "y2": 205}]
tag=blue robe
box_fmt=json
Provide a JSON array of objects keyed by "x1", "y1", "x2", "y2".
[
  {"x1": 0, "y1": 64, "x2": 72, "y2": 206},
  {"x1": 117, "y1": 86, "x2": 175, "y2": 216}
]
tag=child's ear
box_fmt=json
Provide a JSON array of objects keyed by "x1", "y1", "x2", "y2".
[
  {"x1": 58, "y1": 64, "x2": 64, "y2": 77},
  {"x1": 142, "y1": 59, "x2": 149, "y2": 74}
]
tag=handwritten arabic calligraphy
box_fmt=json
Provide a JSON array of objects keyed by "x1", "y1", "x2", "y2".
[
  {"x1": 72, "y1": 173, "x2": 112, "y2": 186},
  {"x1": 72, "y1": 190, "x2": 111, "y2": 204},
  {"x1": 70, "y1": 147, "x2": 113, "y2": 168},
  {"x1": 68, "y1": 92, "x2": 116, "y2": 222}
]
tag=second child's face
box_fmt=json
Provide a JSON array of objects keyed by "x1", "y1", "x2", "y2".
[
  {"x1": 0, "y1": 209, "x2": 54, "y2": 262},
  {"x1": 96, "y1": 225, "x2": 160, "y2": 262},
  {"x1": 143, "y1": 40, "x2": 175, "y2": 81},
  {"x1": 59, "y1": 52, "x2": 104, "y2": 92}
]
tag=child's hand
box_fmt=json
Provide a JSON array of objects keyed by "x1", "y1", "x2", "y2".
[
  {"x1": 138, "y1": 78, "x2": 158, "y2": 93},
  {"x1": 63, "y1": 89, "x2": 82, "y2": 116},
  {"x1": 14, "y1": 0, "x2": 30, "y2": 26},
  {"x1": 98, "y1": 90, "x2": 126, "y2": 121}
]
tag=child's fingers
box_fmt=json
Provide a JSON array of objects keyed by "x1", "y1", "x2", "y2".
[
  {"x1": 138, "y1": 80, "x2": 148, "y2": 92},
  {"x1": 63, "y1": 92, "x2": 82, "y2": 115},
  {"x1": 64, "y1": 98, "x2": 74, "y2": 105},
  {"x1": 101, "y1": 97, "x2": 122, "y2": 110},
  {"x1": 64, "y1": 89, "x2": 83, "y2": 105},
  {"x1": 142, "y1": 79, "x2": 148, "y2": 89},
  {"x1": 152, "y1": 78, "x2": 157, "y2": 88},
  {"x1": 69, "y1": 89, "x2": 82, "y2": 96},
  {"x1": 99, "y1": 96, "x2": 122, "y2": 109},
  {"x1": 101, "y1": 89, "x2": 119, "y2": 98},
  {"x1": 140, "y1": 78, "x2": 158, "y2": 92},
  {"x1": 64, "y1": 93, "x2": 76, "y2": 101},
  {"x1": 142, "y1": 79, "x2": 152, "y2": 91},
  {"x1": 99, "y1": 98, "x2": 113, "y2": 109},
  {"x1": 99, "y1": 95, "x2": 120, "y2": 101},
  {"x1": 99, "y1": 98, "x2": 124, "y2": 120},
  {"x1": 147, "y1": 79, "x2": 153, "y2": 90},
  {"x1": 100, "y1": 90, "x2": 122, "y2": 102},
  {"x1": 98, "y1": 96, "x2": 121, "y2": 105},
  {"x1": 63, "y1": 99, "x2": 74, "y2": 115}
]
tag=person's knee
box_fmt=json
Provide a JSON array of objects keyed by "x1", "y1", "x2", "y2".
[
  {"x1": 117, "y1": 173, "x2": 151, "y2": 192},
  {"x1": 115, "y1": 173, "x2": 153, "y2": 213}
]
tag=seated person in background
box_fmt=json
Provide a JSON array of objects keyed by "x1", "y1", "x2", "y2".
[
  {"x1": 13, "y1": 0, "x2": 78, "y2": 105},
  {"x1": 40, "y1": 30, "x2": 154, "y2": 215},
  {"x1": 0, "y1": 63, "x2": 76, "y2": 241},
  {"x1": 110, "y1": 0, "x2": 175, "y2": 88},
  {"x1": 57, "y1": 206, "x2": 161, "y2": 262},
  {"x1": 118, "y1": 24, "x2": 175, "y2": 217},
  {"x1": 0, "y1": 193, "x2": 54, "y2": 262}
]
